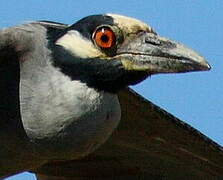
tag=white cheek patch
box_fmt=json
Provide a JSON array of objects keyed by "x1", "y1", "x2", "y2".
[{"x1": 55, "y1": 30, "x2": 103, "y2": 58}]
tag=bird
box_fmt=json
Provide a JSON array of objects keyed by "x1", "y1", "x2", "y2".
[{"x1": 0, "y1": 14, "x2": 210, "y2": 178}]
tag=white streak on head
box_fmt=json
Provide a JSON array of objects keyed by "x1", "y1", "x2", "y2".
[
  {"x1": 56, "y1": 30, "x2": 103, "y2": 58},
  {"x1": 107, "y1": 14, "x2": 154, "y2": 33}
]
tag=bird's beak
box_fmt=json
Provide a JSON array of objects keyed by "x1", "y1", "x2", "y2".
[{"x1": 116, "y1": 32, "x2": 211, "y2": 74}]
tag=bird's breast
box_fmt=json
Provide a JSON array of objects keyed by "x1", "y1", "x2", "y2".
[{"x1": 20, "y1": 61, "x2": 121, "y2": 160}]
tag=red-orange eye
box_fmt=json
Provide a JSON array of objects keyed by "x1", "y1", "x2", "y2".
[{"x1": 94, "y1": 27, "x2": 116, "y2": 48}]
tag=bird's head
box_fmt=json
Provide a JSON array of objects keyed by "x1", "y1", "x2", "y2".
[{"x1": 49, "y1": 14, "x2": 210, "y2": 93}]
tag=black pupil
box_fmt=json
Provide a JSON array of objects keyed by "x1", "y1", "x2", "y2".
[{"x1": 101, "y1": 34, "x2": 109, "y2": 43}]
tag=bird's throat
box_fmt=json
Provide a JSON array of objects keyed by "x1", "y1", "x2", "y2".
[{"x1": 51, "y1": 46, "x2": 148, "y2": 93}]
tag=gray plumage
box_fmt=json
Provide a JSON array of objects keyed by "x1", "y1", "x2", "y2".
[{"x1": 18, "y1": 23, "x2": 121, "y2": 159}]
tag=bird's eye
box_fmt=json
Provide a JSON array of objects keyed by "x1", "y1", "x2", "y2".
[{"x1": 93, "y1": 27, "x2": 116, "y2": 49}]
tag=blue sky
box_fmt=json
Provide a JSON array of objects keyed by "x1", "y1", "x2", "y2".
[{"x1": 1, "y1": 0, "x2": 222, "y2": 179}]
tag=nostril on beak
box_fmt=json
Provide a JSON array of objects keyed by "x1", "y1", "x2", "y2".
[{"x1": 145, "y1": 36, "x2": 161, "y2": 46}]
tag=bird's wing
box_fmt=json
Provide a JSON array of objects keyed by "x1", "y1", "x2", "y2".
[
  {"x1": 0, "y1": 24, "x2": 32, "y2": 177},
  {"x1": 34, "y1": 88, "x2": 223, "y2": 180},
  {"x1": 0, "y1": 22, "x2": 69, "y2": 178}
]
